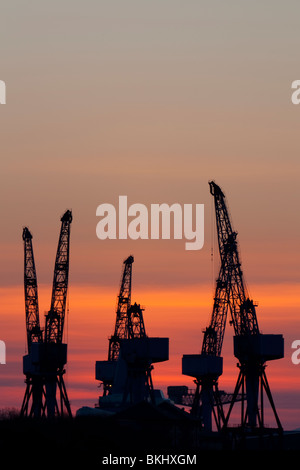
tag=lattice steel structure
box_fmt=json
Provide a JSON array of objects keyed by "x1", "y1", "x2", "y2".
[
  {"x1": 21, "y1": 210, "x2": 73, "y2": 419},
  {"x1": 45, "y1": 210, "x2": 72, "y2": 345},
  {"x1": 96, "y1": 255, "x2": 169, "y2": 408},
  {"x1": 108, "y1": 255, "x2": 134, "y2": 363},
  {"x1": 23, "y1": 228, "x2": 43, "y2": 349},
  {"x1": 101, "y1": 256, "x2": 148, "y2": 397},
  {"x1": 183, "y1": 181, "x2": 283, "y2": 433}
]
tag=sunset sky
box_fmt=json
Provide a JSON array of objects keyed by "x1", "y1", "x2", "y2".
[{"x1": 0, "y1": 1, "x2": 299, "y2": 430}]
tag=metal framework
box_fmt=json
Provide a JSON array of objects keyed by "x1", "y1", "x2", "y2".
[
  {"x1": 202, "y1": 182, "x2": 259, "y2": 358},
  {"x1": 96, "y1": 256, "x2": 169, "y2": 411},
  {"x1": 168, "y1": 386, "x2": 242, "y2": 408},
  {"x1": 20, "y1": 210, "x2": 73, "y2": 419},
  {"x1": 23, "y1": 228, "x2": 43, "y2": 349},
  {"x1": 210, "y1": 181, "x2": 259, "y2": 337},
  {"x1": 45, "y1": 210, "x2": 72, "y2": 344},
  {"x1": 108, "y1": 256, "x2": 147, "y2": 360},
  {"x1": 187, "y1": 181, "x2": 283, "y2": 433},
  {"x1": 102, "y1": 256, "x2": 149, "y2": 398},
  {"x1": 108, "y1": 255, "x2": 134, "y2": 362},
  {"x1": 209, "y1": 181, "x2": 283, "y2": 432}
]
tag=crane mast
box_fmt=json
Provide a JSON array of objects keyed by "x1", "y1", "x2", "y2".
[
  {"x1": 108, "y1": 256, "x2": 146, "y2": 364},
  {"x1": 45, "y1": 209, "x2": 72, "y2": 344},
  {"x1": 108, "y1": 255, "x2": 134, "y2": 362},
  {"x1": 23, "y1": 227, "x2": 43, "y2": 350},
  {"x1": 201, "y1": 268, "x2": 228, "y2": 357},
  {"x1": 203, "y1": 181, "x2": 259, "y2": 355}
]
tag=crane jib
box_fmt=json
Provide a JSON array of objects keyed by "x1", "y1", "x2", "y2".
[{"x1": 202, "y1": 182, "x2": 260, "y2": 357}]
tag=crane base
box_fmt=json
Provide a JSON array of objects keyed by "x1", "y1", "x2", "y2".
[
  {"x1": 182, "y1": 354, "x2": 223, "y2": 379},
  {"x1": 23, "y1": 343, "x2": 67, "y2": 375},
  {"x1": 119, "y1": 337, "x2": 169, "y2": 364},
  {"x1": 234, "y1": 334, "x2": 284, "y2": 362},
  {"x1": 95, "y1": 360, "x2": 117, "y2": 382}
]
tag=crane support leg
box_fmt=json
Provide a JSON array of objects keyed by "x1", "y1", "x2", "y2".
[{"x1": 223, "y1": 363, "x2": 283, "y2": 432}]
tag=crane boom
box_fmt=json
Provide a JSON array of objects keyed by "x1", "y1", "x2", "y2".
[
  {"x1": 201, "y1": 265, "x2": 229, "y2": 357},
  {"x1": 45, "y1": 210, "x2": 73, "y2": 344},
  {"x1": 208, "y1": 181, "x2": 259, "y2": 338},
  {"x1": 22, "y1": 227, "x2": 42, "y2": 351},
  {"x1": 108, "y1": 255, "x2": 134, "y2": 362}
]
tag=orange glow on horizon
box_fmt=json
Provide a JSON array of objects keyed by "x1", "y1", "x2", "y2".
[{"x1": 0, "y1": 281, "x2": 299, "y2": 430}]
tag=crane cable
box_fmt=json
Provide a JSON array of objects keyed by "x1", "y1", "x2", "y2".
[
  {"x1": 211, "y1": 192, "x2": 215, "y2": 294},
  {"x1": 64, "y1": 290, "x2": 70, "y2": 388}
]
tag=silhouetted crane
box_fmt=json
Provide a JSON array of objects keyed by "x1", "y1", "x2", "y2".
[
  {"x1": 96, "y1": 256, "x2": 168, "y2": 409},
  {"x1": 21, "y1": 210, "x2": 73, "y2": 418},
  {"x1": 108, "y1": 256, "x2": 146, "y2": 364},
  {"x1": 101, "y1": 256, "x2": 146, "y2": 395},
  {"x1": 183, "y1": 182, "x2": 284, "y2": 432}
]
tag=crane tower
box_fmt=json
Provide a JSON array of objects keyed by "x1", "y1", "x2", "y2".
[
  {"x1": 20, "y1": 210, "x2": 73, "y2": 418},
  {"x1": 182, "y1": 182, "x2": 284, "y2": 433},
  {"x1": 96, "y1": 256, "x2": 169, "y2": 409}
]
